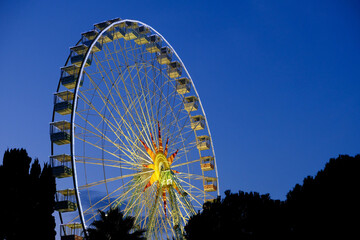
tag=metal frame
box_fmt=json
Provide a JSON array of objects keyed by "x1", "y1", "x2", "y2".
[{"x1": 51, "y1": 19, "x2": 220, "y2": 239}]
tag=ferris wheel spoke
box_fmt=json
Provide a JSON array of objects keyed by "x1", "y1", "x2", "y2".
[
  {"x1": 80, "y1": 180, "x2": 146, "y2": 220},
  {"x1": 171, "y1": 159, "x2": 201, "y2": 169},
  {"x1": 75, "y1": 159, "x2": 139, "y2": 171},
  {"x1": 75, "y1": 156, "x2": 142, "y2": 169},
  {"x1": 77, "y1": 87, "x2": 151, "y2": 163},
  {"x1": 172, "y1": 195, "x2": 189, "y2": 224},
  {"x1": 78, "y1": 170, "x2": 148, "y2": 190},
  {"x1": 70, "y1": 176, "x2": 136, "y2": 224},
  {"x1": 124, "y1": 64, "x2": 158, "y2": 141},
  {"x1": 143, "y1": 75, "x2": 192, "y2": 160},
  {"x1": 176, "y1": 172, "x2": 204, "y2": 181},
  {"x1": 132, "y1": 64, "x2": 165, "y2": 144},
  {"x1": 96, "y1": 179, "x2": 147, "y2": 217},
  {"x1": 74, "y1": 124, "x2": 147, "y2": 166},
  {"x1": 98, "y1": 61, "x2": 156, "y2": 149},
  {"x1": 84, "y1": 179, "x2": 133, "y2": 216},
  {"x1": 122, "y1": 187, "x2": 147, "y2": 217},
  {"x1": 104, "y1": 174, "x2": 151, "y2": 209},
  {"x1": 176, "y1": 178, "x2": 206, "y2": 202}
]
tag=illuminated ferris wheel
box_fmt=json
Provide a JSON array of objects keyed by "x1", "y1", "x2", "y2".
[{"x1": 50, "y1": 18, "x2": 219, "y2": 240}]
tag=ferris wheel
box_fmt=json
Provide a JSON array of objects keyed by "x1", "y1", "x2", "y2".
[{"x1": 50, "y1": 18, "x2": 219, "y2": 240}]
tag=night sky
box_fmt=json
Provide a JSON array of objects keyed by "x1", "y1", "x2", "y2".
[{"x1": 0, "y1": 0, "x2": 359, "y2": 203}]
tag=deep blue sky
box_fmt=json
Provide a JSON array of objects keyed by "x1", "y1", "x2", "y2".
[{"x1": 0, "y1": 0, "x2": 359, "y2": 200}]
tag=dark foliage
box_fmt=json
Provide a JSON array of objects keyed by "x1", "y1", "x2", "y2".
[
  {"x1": 185, "y1": 154, "x2": 360, "y2": 239},
  {"x1": 87, "y1": 207, "x2": 146, "y2": 240},
  {"x1": 184, "y1": 190, "x2": 287, "y2": 240},
  {"x1": 0, "y1": 149, "x2": 56, "y2": 240},
  {"x1": 286, "y1": 154, "x2": 360, "y2": 239}
]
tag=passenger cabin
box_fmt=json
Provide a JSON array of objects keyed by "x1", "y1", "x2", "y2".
[
  {"x1": 108, "y1": 17, "x2": 121, "y2": 24},
  {"x1": 61, "y1": 64, "x2": 79, "y2": 75},
  {"x1": 70, "y1": 42, "x2": 102, "y2": 55},
  {"x1": 50, "y1": 154, "x2": 72, "y2": 178},
  {"x1": 157, "y1": 47, "x2": 172, "y2": 65},
  {"x1": 55, "y1": 189, "x2": 77, "y2": 213},
  {"x1": 70, "y1": 52, "x2": 92, "y2": 67},
  {"x1": 134, "y1": 26, "x2": 150, "y2": 45},
  {"x1": 197, "y1": 135, "x2": 211, "y2": 151},
  {"x1": 124, "y1": 21, "x2": 139, "y2": 40},
  {"x1": 190, "y1": 115, "x2": 205, "y2": 130},
  {"x1": 81, "y1": 40, "x2": 103, "y2": 52},
  {"x1": 81, "y1": 30, "x2": 98, "y2": 41},
  {"x1": 205, "y1": 198, "x2": 217, "y2": 203},
  {"x1": 146, "y1": 35, "x2": 161, "y2": 53},
  {"x1": 124, "y1": 21, "x2": 139, "y2": 29},
  {"x1": 94, "y1": 20, "x2": 111, "y2": 31},
  {"x1": 98, "y1": 31, "x2": 113, "y2": 43},
  {"x1": 60, "y1": 65, "x2": 81, "y2": 89},
  {"x1": 124, "y1": 28, "x2": 139, "y2": 40},
  {"x1": 113, "y1": 26, "x2": 126, "y2": 40},
  {"x1": 60, "y1": 223, "x2": 83, "y2": 240},
  {"x1": 54, "y1": 91, "x2": 74, "y2": 115},
  {"x1": 50, "y1": 121, "x2": 71, "y2": 145},
  {"x1": 176, "y1": 77, "x2": 191, "y2": 94},
  {"x1": 168, "y1": 61, "x2": 182, "y2": 78},
  {"x1": 204, "y1": 177, "x2": 217, "y2": 192},
  {"x1": 184, "y1": 96, "x2": 199, "y2": 112},
  {"x1": 200, "y1": 156, "x2": 215, "y2": 171}
]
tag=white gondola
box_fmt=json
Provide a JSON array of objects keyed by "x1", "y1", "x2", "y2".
[
  {"x1": 50, "y1": 121, "x2": 71, "y2": 145},
  {"x1": 196, "y1": 135, "x2": 210, "y2": 151},
  {"x1": 60, "y1": 223, "x2": 83, "y2": 240},
  {"x1": 146, "y1": 35, "x2": 161, "y2": 53},
  {"x1": 176, "y1": 77, "x2": 191, "y2": 94},
  {"x1": 184, "y1": 96, "x2": 199, "y2": 112},
  {"x1": 157, "y1": 47, "x2": 172, "y2": 64},
  {"x1": 55, "y1": 189, "x2": 77, "y2": 213},
  {"x1": 54, "y1": 91, "x2": 74, "y2": 115},
  {"x1": 204, "y1": 177, "x2": 217, "y2": 192},
  {"x1": 200, "y1": 156, "x2": 214, "y2": 171},
  {"x1": 50, "y1": 154, "x2": 72, "y2": 178},
  {"x1": 168, "y1": 61, "x2": 182, "y2": 78}
]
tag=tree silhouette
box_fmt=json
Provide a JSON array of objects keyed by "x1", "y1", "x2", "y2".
[
  {"x1": 0, "y1": 149, "x2": 56, "y2": 240},
  {"x1": 87, "y1": 206, "x2": 146, "y2": 240},
  {"x1": 286, "y1": 154, "x2": 360, "y2": 239},
  {"x1": 185, "y1": 154, "x2": 360, "y2": 239},
  {"x1": 185, "y1": 190, "x2": 287, "y2": 240}
]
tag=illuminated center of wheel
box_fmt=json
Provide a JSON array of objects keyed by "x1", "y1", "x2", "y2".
[
  {"x1": 154, "y1": 152, "x2": 170, "y2": 180},
  {"x1": 139, "y1": 122, "x2": 181, "y2": 216}
]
